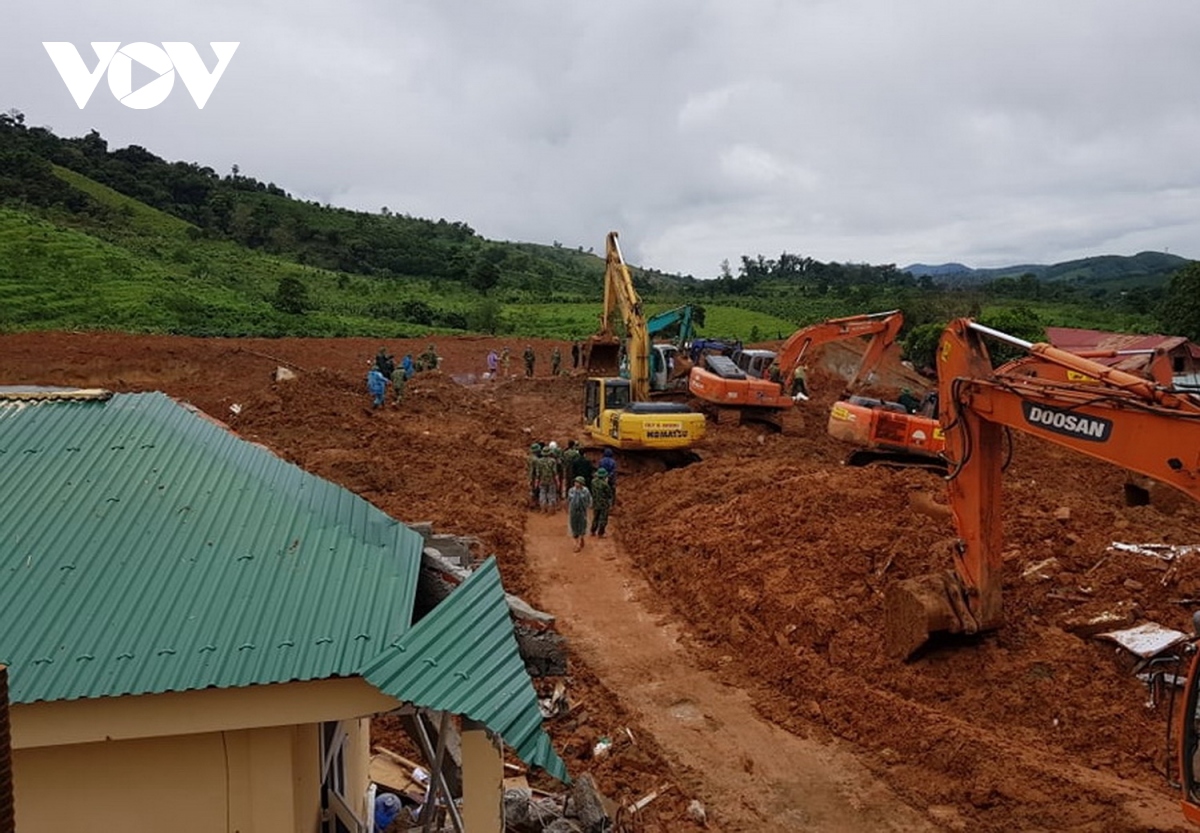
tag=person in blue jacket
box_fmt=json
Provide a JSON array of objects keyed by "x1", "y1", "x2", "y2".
[
  {"x1": 598, "y1": 447, "x2": 617, "y2": 505},
  {"x1": 402, "y1": 354, "x2": 415, "y2": 380},
  {"x1": 374, "y1": 792, "x2": 404, "y2": 830},
  {"x1": 366, "y1": 367, "x2": 390, "y2": 408}
]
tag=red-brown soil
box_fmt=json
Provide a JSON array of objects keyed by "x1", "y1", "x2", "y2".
[{"x1": 3, "y1": 331, "x2": 1196, "y2": 831}]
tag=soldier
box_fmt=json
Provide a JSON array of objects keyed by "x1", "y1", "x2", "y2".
[
  {"x1": 551, "y1": 346, "x2": 562, "y2": 376},
  {"x1": 542, "y1": 440, "x2": 564, "y2": 497},
  {"x1": 526, "y1": 443, "x2": 542, "y2": 508},
  {"x1": 598, "y1": 447, "x2": 617, "y2": 499},
  {"x1": 374, "y1": 347, "x2": 395, "y2": 378},
  {"x1": 501, "y1": 347, "x2": 511, "y2": 376},
  {"x1": 524, "y1": 345, "x2": 536, "y2": 377},
  {"x1": 567, "y1": 440, "x2": 593, "y2": 484},
  {"x1": 561, "y1": 441, "x2": 582, "y2": 494},
  {"x1": 589, "y1": 468, "x2": 613, "y2": 536},
  {"x1": 791, "y1": 364, "x2": 809, "y2": 398},
  {"x1": 391, "y1": 364, "x2": 407, "y2": 404},
  {"x1": 535, "y1": 447, "x2": 560, "y2": 513},
  {"x1": 421, "y1": 343, "x2": 440, "y2": 372}
]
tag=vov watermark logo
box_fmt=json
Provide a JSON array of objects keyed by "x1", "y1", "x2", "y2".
[{"x1": 43, "y1": 42, "x2": 239, "y2": 109}]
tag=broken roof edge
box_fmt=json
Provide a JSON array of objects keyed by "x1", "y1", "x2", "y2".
[
  {"x1": 360, "y1": 556, "x2": 570, "y2": 783},
  {"x1": 0, "y1": 386, "x2": 113, "y2": 402}
]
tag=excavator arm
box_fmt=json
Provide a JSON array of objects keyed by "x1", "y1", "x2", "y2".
[
  {"x1": 647, "y1": 305, "x2": 697, "y2": 345},
  {"x1": 997, "y1": 346, "x2": 1175, "y2": 387},
  {"x1": 884, "y1": 318, "x2": 1200, "y2": 660},
  {"x1": 584, "y1": 232, "x2": 650, "y2": 400},
  {"x1": 775, "y1": 310, "x2": 904, "y2": 387}
]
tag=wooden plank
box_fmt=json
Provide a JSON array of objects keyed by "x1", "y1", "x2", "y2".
[{"x1": 369, "y1": 755, "x2": 424, "y2": 799}]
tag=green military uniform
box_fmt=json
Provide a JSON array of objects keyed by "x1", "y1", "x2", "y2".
[
  {"x1": 523, "y1": 346, "x2": 535, "y2": 377},
  {"x1": 390, "y1": 367, "x2": 407, "y2": 403},
  {"x1": 590, "y1": 470, "x2": 613, "y2": 536},
  {"x1": 791, "y1": 365, "x2": 809, "y2": 397},
  {"x1": 526, "y1": 443, "x2": 542, "y2": 506},
  {"x1": 421, "y1": 344, "x2": 440, "y2": 372},
  {"x1": 551, "y1": 347, "x2": 561, "y2": 376},
  {"x1": 535, "y1": 450, "x2": 559, "y2": 511}
]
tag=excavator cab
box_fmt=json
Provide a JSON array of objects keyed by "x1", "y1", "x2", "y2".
[
  {"x1": 584, "y1": 377, "x2": 631, "y2": 424},
  {"x1": 584, "y1": 377, "x2": 705, "y2": 451}
]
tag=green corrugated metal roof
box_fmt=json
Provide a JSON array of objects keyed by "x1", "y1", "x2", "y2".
[
  {"x1": 0, "y1": 392, "x2": 423, "y2": 703},
  {"x1": 0, "y1": 391, "x2": 564, "y2": 779},
  {"x1": 362, "y1": 557, "x2": 569, "y2": 782}
]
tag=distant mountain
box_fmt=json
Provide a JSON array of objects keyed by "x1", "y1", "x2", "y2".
[
  {"x1": 903, "y1": 252, "x2": 1192, "y2": 288},
  {"x1": 902, "y1": 262, "x2": 974, "y2": 278}
]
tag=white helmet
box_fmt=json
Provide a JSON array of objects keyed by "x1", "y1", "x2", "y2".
[{"x1": 547, "y1": 441, "x2": 558, "y2": 451}]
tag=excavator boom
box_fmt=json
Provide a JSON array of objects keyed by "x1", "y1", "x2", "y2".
[
  {"x1": 885, "y1": 319, "x2": 1200, "y2": 659},
  {"x1": 583, "y1": 232, "x2": 650, "y2": 398},
  {"x1": 774, "y1": 309, "x2": 903, "y2": 387}
]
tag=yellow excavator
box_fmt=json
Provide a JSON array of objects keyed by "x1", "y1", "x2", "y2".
[{"x1": 581, "y1": 232, "x2": 706, "y2": 452}]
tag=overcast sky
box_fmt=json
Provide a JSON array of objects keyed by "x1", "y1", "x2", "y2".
[{"x1": 6, "y1": 1, "x2": 1200, "y2": 277}]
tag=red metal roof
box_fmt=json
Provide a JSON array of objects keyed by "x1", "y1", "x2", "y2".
[{"x1": 1045, "y1": 327, "x2": 1194, "y2": 374}]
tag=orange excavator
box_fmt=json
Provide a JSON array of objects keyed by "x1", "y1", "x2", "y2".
[
  {"x1": 878, "y1": 318, "x2": 1200, "y2": 825},
  {"x1": 828, "y1": 338, "x2": 1181, "y2": 471},
  {"x1": 884, "y1": 317, "x2": 1200, "y2": 662},
  {"x1": 687, "y1": 310, "x2": 904, "y2": 427}
]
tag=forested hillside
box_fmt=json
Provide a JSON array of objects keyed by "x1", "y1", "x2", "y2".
[{"x1": 2, "y1": 108, "x2": 1198, "y2": 353}]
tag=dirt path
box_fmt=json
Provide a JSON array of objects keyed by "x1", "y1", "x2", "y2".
[{"x1": 524, "y1": 512, "x2": 936, "y2": 832}]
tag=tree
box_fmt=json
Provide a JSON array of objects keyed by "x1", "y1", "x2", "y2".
[
  {"x1": 273, "y1": 276, "x2": 310, "y2": 315},
  {"x1": 901, "y1": 322, "x2": 945, "y2": 372},
  {"x1": 978, "y1": 306, "x2": 1045, "y2": 366},
  {"x1": 468, "y1": 246, "x2": 505, "y2": 293},
  {"x1": 467, "y1": 296, "x2": 502, "y2": 334},
  {"x1": 1158, "y1": 263, "x2": 1200, "y2": 341}
]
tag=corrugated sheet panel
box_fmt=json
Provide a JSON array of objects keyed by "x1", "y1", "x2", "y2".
[
  {"x1": 0, "y1": 392, "x2": 423, "y2": 704},
  {"x1": 362, "y1": 557, "x2": 569, "y2": 782}
]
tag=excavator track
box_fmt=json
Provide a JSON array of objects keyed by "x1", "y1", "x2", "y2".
[{"x1": 843, "y1": 448, "x2": 948, "y2": 473}]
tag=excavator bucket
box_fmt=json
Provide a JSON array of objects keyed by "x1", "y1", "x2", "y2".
[
  {"x1": 883, "y1": 572, "x2": 970, "y2": 660},
  {"x1": 582, "y1": 335, "x2": 621, "y2": 376}
]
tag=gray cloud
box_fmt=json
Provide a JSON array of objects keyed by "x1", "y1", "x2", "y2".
[{"x1": 6, "y1": 0, "x2": 1200, "y2": 277}]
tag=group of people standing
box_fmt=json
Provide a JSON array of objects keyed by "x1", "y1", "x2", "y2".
[
  {"x1": 484, "y1": 344, "x2": 576, "y2": 380},
  {"x1": 366, "y1": 345, "x2": 440, "y2": 407},
  {"x1": 527, "y1": 441, "x2": 617, "y2": 552}
]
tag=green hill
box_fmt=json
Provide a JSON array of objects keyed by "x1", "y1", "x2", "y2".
[
  {"x1": 0, "y1": 132, "x2": 796, "y2": 338},
  {"x1": 0, "y1": 109, "x2": 1192, "y2": 343}
]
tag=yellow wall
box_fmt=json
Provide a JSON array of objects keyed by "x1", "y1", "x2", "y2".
[
  {"x1": 11, "y1": 680, "x2": 397, "y2": 833},
  {"x1": 14, "y1": 725, "x2": 312, "y2": 833}
]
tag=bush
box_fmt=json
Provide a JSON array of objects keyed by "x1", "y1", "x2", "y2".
[{"x1": 273, "y1": 275, "x2": 309, "y2": 315}]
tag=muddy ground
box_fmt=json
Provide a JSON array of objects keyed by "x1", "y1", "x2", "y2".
[{"x1": 3, "y1": 331, "x2": 1197, "y2": 832}]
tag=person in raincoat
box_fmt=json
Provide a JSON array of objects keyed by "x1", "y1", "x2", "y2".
[
  {"x1": 366, "y1": 367, "x2": 390, "y2": 408},
  {"x1": 567, "y1": 476, "x2": 592, "y2": 552}
]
